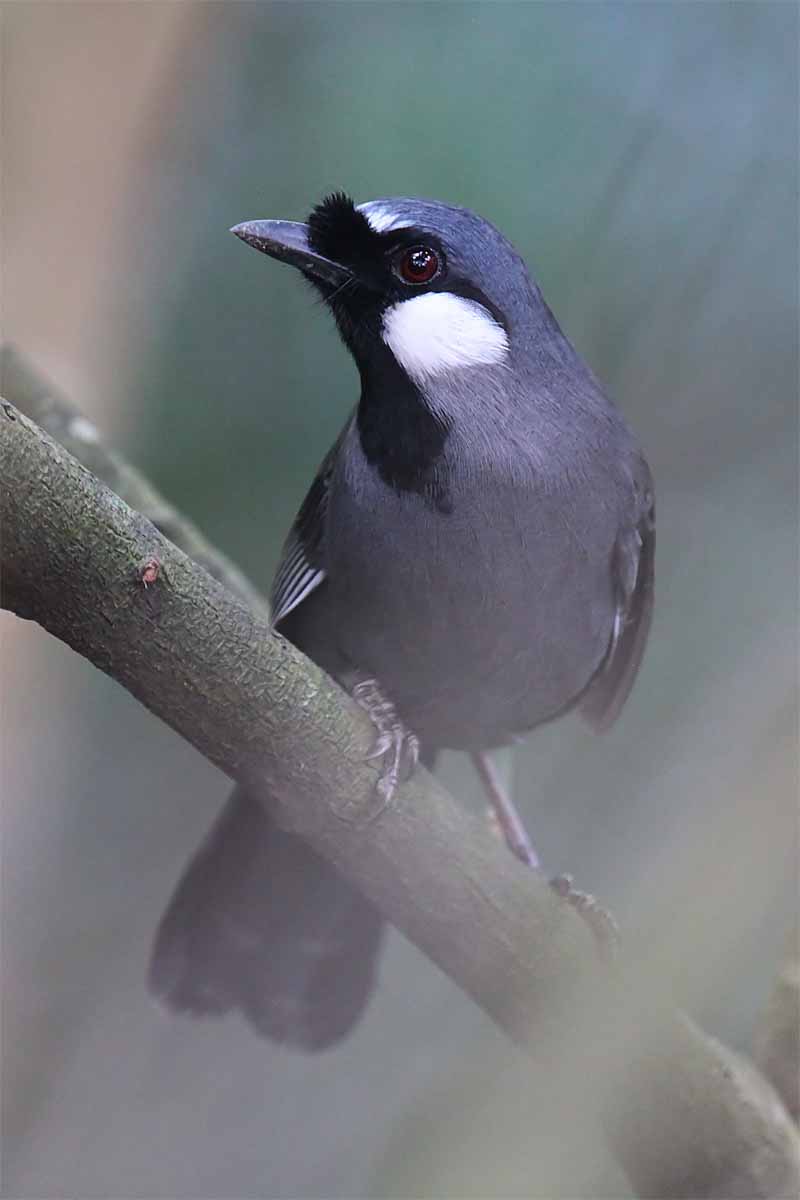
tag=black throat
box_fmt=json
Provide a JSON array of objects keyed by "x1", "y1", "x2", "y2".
[
  {"x1": 356, "y1": 341, "x2": 452, "y2": 510},
  {"x1": 305, "y1": 192, "x2": 452, "y2": 506}
]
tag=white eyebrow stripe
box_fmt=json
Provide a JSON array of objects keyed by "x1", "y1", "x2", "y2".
[
  {"x1": 382, "y1": 293, "x2": 510, "y2": 384},
  {"x1": 357, "y1": 203, "x2": 412, "y2": 234}
]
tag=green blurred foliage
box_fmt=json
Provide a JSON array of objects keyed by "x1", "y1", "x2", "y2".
[{"x1": 126, "y1": 3, "x2": 795, "y2": 576}]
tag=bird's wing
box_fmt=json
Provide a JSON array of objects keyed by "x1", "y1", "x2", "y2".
[
  {"x1": 579, "y1": 477, "x2": 655, "y2": 732},
  {"x1": 270, "y1": 428, "x2": 345, "y2": 626}
]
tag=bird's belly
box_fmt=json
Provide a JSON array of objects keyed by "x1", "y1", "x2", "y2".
[{"x1": 324, "y1": 490, "x2": 616, "y2": 749}]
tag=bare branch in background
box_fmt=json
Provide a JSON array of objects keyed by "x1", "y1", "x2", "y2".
[{"x1": 2, "y1": 388, "x2": 799, "y2": 1198}]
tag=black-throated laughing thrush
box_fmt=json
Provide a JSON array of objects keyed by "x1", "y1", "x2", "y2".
[{"x1": 149, "y1": 193, "x2": 655, "y2": 1049}]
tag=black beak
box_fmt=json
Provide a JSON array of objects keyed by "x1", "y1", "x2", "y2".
[{"x1": 230, "y1": 220, "x2": 353, "y2": 287}]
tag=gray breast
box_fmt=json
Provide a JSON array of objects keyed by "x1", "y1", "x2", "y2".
[{"x1": 320, "y1": 419, "x2": 624, "y2": 749}]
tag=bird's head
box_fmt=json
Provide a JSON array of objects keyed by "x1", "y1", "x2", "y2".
[{"x1": 232, "y1": 193, "x2": 545, "y2": 388}]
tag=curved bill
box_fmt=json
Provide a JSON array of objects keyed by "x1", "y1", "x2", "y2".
[{"x1": 230, "y1": 219, "x2": 352, "y2": 287}]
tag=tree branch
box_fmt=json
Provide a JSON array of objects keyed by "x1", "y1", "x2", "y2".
[
  {"x1": 0, "y1": 345, "x2": 267, "y2": 615},
  {"x1": 2, "y1": 394, "x2": 798, "y2": 1198}
]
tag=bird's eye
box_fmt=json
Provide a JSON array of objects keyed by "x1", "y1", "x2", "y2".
[{"x1": 396, "y1": 245, "x2": 440, "y2": 285}]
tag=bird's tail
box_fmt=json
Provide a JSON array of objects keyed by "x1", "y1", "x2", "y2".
[{"x1": 148, "y1": 787, "x2": 384, "y2": 1050}]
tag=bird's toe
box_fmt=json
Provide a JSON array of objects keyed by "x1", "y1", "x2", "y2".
[{"x1": 352, "y1": 676, "x2": 421, "y2": 801}]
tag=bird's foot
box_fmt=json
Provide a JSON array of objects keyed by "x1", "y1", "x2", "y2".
[
  {"x1": 549, "y1": 874, "x2": 620, "y2": 960},
  {"x1": 471, "y1": 752, "x2": 618, "y2": 959},
  {"x1": 352, "y1": 678, "x2": 420, "y2": 802}
]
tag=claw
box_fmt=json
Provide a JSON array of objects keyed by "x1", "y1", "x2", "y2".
[
  {"x1": 549, "y1": 874, "x2": 620, "y2": 959},
  {"x1": 352, "y1": 677, "x2": 420, "y2": 801},
  {"x1": 365, "y1": 731, "x2": 393, "y2": 760},
  {"x1": 377, "y1": 768, "x2": 399, "y2": 801}
]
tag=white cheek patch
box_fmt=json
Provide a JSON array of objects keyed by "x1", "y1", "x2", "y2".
[
  {"x1": 357, "y1": 202, "x2": 410, "y2": 234},
  {"x1": 382, "y1": 293, "x2": 510, "y2": 384}
]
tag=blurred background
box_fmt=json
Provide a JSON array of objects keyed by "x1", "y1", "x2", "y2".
[{"x1": 2, "y1": 3, "x2": 797, "y2": 1196}]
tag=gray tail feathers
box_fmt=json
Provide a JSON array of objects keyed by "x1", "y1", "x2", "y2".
[{"x1": 148, "y1": 788, "x2": 384, "y2": 1050}]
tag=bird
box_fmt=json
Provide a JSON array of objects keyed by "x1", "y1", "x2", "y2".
[{"x1": 148, "y1": 192, "x2": 654, "y2": 1050}]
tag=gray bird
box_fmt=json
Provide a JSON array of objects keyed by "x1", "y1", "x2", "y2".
[{"x1": 149, "y1": 193, "x2": 655, "y2": 1049}]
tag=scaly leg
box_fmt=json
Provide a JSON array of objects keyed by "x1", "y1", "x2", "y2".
[
  {"x1": 471, "y1": 750, "x2": 618, "y2": 955},
  {"x1": 471, "y1": 749, "x2": 541, "y2": 869}
]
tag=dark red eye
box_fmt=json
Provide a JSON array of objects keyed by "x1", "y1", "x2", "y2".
[{"x1": 397, "y1": 245, "x2": 439, "y2": 284}]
